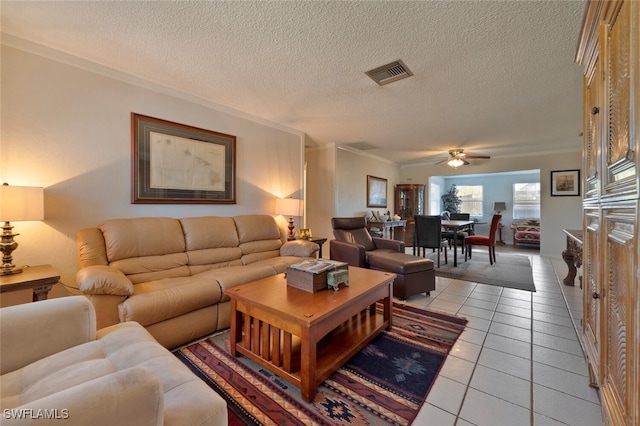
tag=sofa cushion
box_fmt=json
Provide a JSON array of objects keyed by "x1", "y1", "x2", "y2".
[
  {"x1": 368, "y1": 252, "x2": 434, "y2": 274},
  {"x1": 280, "y1": 240, "x2": 319, "y2": 257},
  {"x1": 334, "y1": 228, "x2": 376, "y2": 251},
  {"x1": 2, "y1": 367, "x2": 164, "y2": 426},
  {"x1": 96, "y1": 322, "x2": 226, "y2": 425},
  {"x1": 240, "y1": 239, "x2": 282, "y2": 265},
  {"x1": 77, "y1": 227, "x2": 109, "y2": 268},
  {"x1": 180, "y1": 216, "x2": 243, "y2": 269},
  {"x1": 512, "y1": 218, "x2": 541, "y2": 244},
  {"x1": 1, "y1": 340, "x2": 106, "y2": 407},
  {"x1": 187, "y1": 249, "x2": 243, "y2": 269},
  {"x1": 100, "y1": 218, "x2": 186, "y2": 262},
  {"x1": 76, "y1": 265, "x2": 134, "y2": 296},
  {"x1": 110, "y1": 255, "x2": 190, "y2": 284},
  {"x1": 118, "y1": 275, "x2": 223, "y2": 326},
  {"x1": 234, "y1": 214, "x2": 282, "y2": 243},
  {"x1": 211, "y1": 265, "x2": 280, "y2": 301},
  {"x1": 180, "y1": 216, "x2": 240, "y2": 250},
  {"x1": 515, "y1": 230, "x2": 540, "y2": 241}
]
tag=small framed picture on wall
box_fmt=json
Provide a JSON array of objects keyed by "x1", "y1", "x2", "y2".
[{"x1": 550, "y1": 169, "x2": 581, "y2": 197}]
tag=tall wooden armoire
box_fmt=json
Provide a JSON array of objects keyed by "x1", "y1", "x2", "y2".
[
  {"x1": 394, "y1": 184, "x2": 425, "y2": 246},
  {"x1": 576, "y1": 1, "x2": 639, "y2": 424}
]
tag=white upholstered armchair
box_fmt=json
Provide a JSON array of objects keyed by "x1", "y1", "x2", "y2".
[{"x1": 0, "y1": 296, "x2": 226, "y2": 426}]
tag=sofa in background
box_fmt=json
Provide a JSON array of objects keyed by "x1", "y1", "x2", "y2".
[
  {"x1": 75, "y1": 214, "x2": 318, "y2": 349},
  {"x1": 511, "y1": 218, "x2": 541, "y2": 247},
  {"x1": 0, "y1": 296, "x2": 226, "y2": 426}
]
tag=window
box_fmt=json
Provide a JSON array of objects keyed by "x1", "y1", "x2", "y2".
[
  {"x1": 513, "y1": 183, "x2": 540, "y2": 219},
  {"x1": 430, "y1": 183, "x2": 441, "y2": 215},
  {"x1": 457, "y1": 185, "x2": 483, "y2": 216}
]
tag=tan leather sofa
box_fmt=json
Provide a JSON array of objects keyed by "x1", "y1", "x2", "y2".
[
  {"x1": 0, "y1": 296, "x2": 226, "y2": 426},
  {"x1": 75, "y1": 214, "x2": 318, "y2": 348}
]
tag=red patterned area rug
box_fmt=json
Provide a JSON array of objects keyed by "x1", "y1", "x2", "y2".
[{"x1": 175, "y1": 303, "x2": 467, "y2": 426}]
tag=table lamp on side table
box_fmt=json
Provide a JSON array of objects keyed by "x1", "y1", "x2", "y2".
[
  {"x1": 0, "y1": 183, "x2": 44, "y2": 275},
  {"x1": 276, "y1": 197, "x2": 303, "y2": 241}
]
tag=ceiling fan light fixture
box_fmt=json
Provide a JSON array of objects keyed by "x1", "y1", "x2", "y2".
[{"x1": 447, "y1": 158, "x2": 464, "y2": 168}]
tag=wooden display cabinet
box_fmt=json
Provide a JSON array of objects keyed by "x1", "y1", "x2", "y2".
[{"x1": 394, "y1": 184, "x2": 425, "y2": 246}]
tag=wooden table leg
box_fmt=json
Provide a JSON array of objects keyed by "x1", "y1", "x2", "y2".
[
  {"x1": 300, "y1": 328, "x2": 316, "y2": 402},
  {"x1": 452, "y1": 226, "x2": 459, "y2": 266},
  {"x1": 32, "y1": 284, "x2": 53, "y2": 302},
  {"x1": 562, "y1": 250, "x2": 576, "y2": 286},
  {"x1": 229, "y1": 299, "x2": 241, "y2": 356}
]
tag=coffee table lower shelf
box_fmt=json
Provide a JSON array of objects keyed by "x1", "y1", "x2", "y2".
[
  {"x1": 227, "y1": 267, "x2": 395, "y2": 402},
  {"x1": 233, "y1": 305, "x2": 387, "y2": 399}
]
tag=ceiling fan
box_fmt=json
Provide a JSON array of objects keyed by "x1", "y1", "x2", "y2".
[{"x1": 435, "y1": 149, "x2": 491, "y2": 168}]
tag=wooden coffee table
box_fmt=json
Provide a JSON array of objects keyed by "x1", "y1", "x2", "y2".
[{"x1": 226, "y1": 266, "x2": 395, "y2": 402}]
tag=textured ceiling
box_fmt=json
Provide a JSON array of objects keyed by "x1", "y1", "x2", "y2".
[{"x1": 1, "y1": 0, "x2": 586, "y2": 166}]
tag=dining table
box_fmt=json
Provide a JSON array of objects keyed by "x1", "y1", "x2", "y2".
[{"x1": 441, "y1": 219, "x2": 475, "y2": 267}]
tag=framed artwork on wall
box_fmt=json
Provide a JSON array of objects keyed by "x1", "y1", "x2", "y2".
[
  {"x1": 550, "y1": 169, "x2": 581, "y2": 197},
  {"x1": 131, "y1": 113, "x2": 236, "y2": 204},
  {"x1": 367, "y1": 175, "x2": 387, "y2": 207}
]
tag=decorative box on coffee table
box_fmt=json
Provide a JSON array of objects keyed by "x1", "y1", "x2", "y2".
[{"x1": 286, "y1": 259, "x2": 348, "y2": 292}]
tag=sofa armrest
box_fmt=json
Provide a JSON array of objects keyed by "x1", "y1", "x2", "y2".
[
  {"x1": 76, "y1": 265, "x2": 134, "y2": 296},
  {"x1": 0, "y1": 296, "x2": 96, "y2": 374},
  {"x1": 372, "y1": 237, "x2": 405, "y2": 252},
  {"x1": 329, "y1": 240, "x2": 366, "y2": 267},
  {"x1": 280, "y1": 240, "x2": 319, "y2": 257},
  {"x1": 2, "y1": 367, "x2": 163, "y2": 426}
]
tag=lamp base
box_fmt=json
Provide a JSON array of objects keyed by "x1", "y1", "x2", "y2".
[
  {"x1": 1, "y1": 266, "x2": 24, "y2": 276},
  {"x1": 1, "y1": 221, "x2": 21, "y2": 275},
  {"x1": 287, "y1": 216, "x2": 296, "y2": 241}
]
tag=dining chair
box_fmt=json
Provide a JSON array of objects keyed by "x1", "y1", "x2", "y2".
[
  {"x1": 443, "y1": 212, "x2": 470, "y2": 253},
  {"x1": 464, "y1": 214, "x2": 502, "y2": 265},
  {"x1": 414, "y1": 215, "x2": 448, "y2": 267}
]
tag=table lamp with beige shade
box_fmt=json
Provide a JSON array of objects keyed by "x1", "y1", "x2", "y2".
[
  {"x1": 0, "y1": 183, "x2": 44, "y2": 275},
  {"x1": 275, "y1": 197, "x2": 302, "y2": 241}
]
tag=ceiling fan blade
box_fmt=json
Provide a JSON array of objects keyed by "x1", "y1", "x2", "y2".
[
  {"x1": 433, "y1": 158, "x2": 449, "y2": 165},
  {"x1": 464, "y1": 155, "x2": 491, "y2": 159},
  {"x1": 462, "y1": 159, "x2": 470, "y2": 165}
]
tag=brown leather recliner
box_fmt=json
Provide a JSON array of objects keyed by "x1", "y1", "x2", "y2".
[{"x1": 330, "y1": 217, "x2": 435, "y2": 299}]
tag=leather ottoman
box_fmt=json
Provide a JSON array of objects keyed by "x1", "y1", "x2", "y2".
[{"x1": 368, "y1": 252, "x2": 435, "y2": 299}]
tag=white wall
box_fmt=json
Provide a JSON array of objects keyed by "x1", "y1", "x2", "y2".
[
  {"x1": 1, "y1": 44, "x2": 305, "y2": 301},
  {"x1": 335, "y1": 147, "x2": 400, "y2": 218},
  {"x1": 305, "y1": 146, "x2": 400, "y2": 258},
  {"x1": 305, "y1": 143, "x2": 336, "y2": 257}
]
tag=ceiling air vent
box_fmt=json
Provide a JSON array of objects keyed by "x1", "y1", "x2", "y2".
[{"x1": 365, "y1": 60, "x2": 413, "y2": 86}]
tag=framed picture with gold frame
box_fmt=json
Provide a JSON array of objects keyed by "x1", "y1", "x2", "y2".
[{"x1": 131, "y1": 113, "x2": 236, "y2": 204}]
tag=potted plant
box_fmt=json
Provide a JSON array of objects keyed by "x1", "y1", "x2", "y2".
[{"x1": 441, "y1": 184, "x2": 462, "y2": 213}]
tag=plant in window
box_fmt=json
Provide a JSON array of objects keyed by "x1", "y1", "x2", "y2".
[{"x1": 441, "y1": 184, "x2": 462, "y2": 213}]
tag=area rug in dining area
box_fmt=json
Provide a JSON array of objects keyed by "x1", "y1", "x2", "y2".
[
  {"x1": 175, "y1": 303, "x2": 467, "y2": 426},
  {"x1": 433, "y1": 251, "x2": 536, "y2": 292}
]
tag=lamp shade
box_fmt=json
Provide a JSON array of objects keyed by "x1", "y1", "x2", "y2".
[
  {"x1": 275, "y1": 198, "x2": 302, "y2": 217},
  {"x1": 0, "y1": 184, "x2": 44, "y2": 222},
  {"x1": 493, "y1": 202, "x2": 507, "y2": 212}
]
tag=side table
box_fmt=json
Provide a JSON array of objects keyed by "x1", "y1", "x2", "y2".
[
  {"x1": 310, "y1": 238, "x2": 327, "y2": 258},
  {"x1": 497, "y1": 223, "x2": 506, "y2": 245},
  {"x1": 0, "y1": 264, "x2": 60, "y2": 302},
  {"x1": 562, "y1": 229, "x2": 583, "y2": 287}
]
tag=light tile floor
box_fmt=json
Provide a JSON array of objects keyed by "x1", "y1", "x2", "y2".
[{"x1": 403, "y1": 246, "x2": 602, "y2": 426}]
